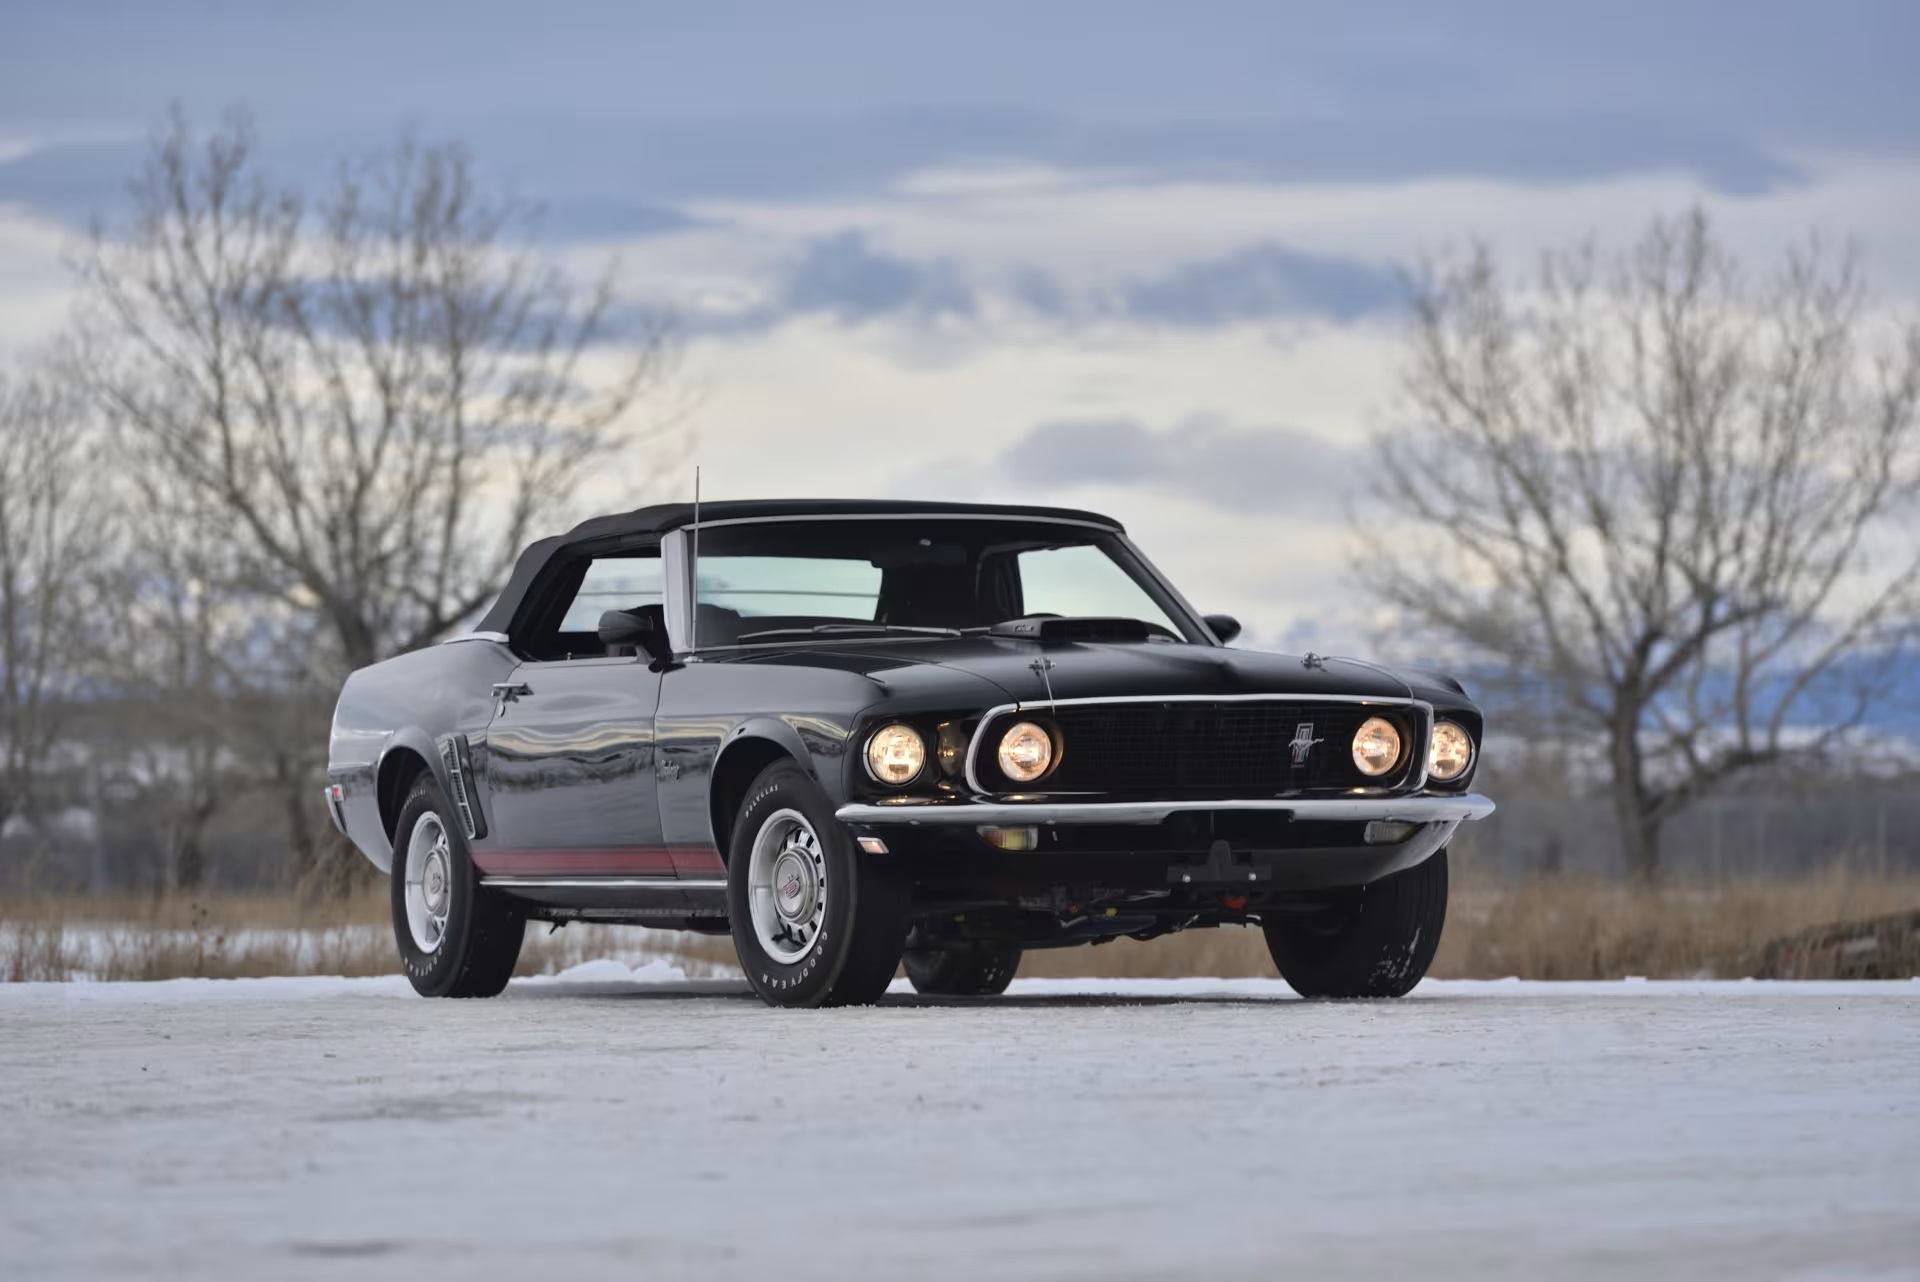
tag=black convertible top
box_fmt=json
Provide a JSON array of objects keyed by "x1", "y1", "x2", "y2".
[{"x1": 472, "y1": 498, "x2": 1123, "y2": 636}]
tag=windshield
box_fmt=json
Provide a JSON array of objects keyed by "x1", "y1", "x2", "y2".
[{"x1": 689, "y1": 518, "x2": 1200, "y2": 646}]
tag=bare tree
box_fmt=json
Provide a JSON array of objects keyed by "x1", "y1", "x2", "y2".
[
  {"x1": 97, "y1": 473, "x2": 265, "y2": 891},
  {"x1": 0, "y1": 366, "x2": 112, "y2": 837},
  {"x1": 79, "y1": 107, "x2": 680, "y2": 676},
  {"x1": 74, "y1": 107, "x2": 684, "y2": 890},
  {"x1": 1366, "y1": 210, "x2": 1920, "y2": 879}
]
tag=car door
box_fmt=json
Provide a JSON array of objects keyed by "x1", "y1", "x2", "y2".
[{"x1": 480, "y1": 550, "x2": 671, "y2": 879}]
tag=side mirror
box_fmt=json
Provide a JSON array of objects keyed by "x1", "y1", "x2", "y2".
[
  {"x1": 598, "y1": 605, "x2": 673, "y2": 664},
  {"x1": 1203, "y1": 613, "x2": 1242, "y2": 644}
]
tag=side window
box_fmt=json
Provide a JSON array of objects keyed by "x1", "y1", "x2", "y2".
[
  {"x1": 516, "y1": 549, "x2": 663, "y2": 660},
  {"x1": 558, "y1": 554, "x2": 664, "y2": 631},
  {"x1": 698, "y1": 556, "x2": 881, "y2": 619}
]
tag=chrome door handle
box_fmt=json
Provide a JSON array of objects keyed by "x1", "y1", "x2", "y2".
[{"x1": 491, "y1": 681, "x2": 531, "y2": 703}]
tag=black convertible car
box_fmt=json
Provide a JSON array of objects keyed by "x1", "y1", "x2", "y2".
[{"x1": 325, "y1": 499, "x2": 1493, "y2": 1007}]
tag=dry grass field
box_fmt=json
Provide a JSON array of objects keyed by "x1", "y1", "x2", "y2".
[{"x1": 5, "y1": 863, "x2": 1916, "y2": 984}]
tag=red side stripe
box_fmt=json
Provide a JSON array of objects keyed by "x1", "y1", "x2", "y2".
[{"x1": 473, "y1": 846, "x2": 724, "y2": 877}]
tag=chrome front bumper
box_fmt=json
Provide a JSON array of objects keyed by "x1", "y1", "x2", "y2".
[{"x1": 835, "y1": 792, "x2": 1495, "y2": 828}]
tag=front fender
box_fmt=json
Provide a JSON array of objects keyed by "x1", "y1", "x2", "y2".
[{"x1": 714, "y1": 716, "x2": 821, "y2": 789}]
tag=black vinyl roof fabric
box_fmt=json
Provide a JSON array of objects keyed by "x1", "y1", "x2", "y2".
[{"x1": 471, "y1": 498, "x2": 1123, "y2": 636}]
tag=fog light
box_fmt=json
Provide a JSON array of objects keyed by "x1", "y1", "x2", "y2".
[
  {"x1": 1352, "y1": 717, "x2": 1404, "y2": 776},
  {"x1": 1364, "y1": 820, "x2": 1418, "y2": 845},
  {"x1": 979, "y1": 825, "x2": 1041, "y2": 852},
  {"x1": 997, "y1": 721, "x2": 1055, "y2": 782}
]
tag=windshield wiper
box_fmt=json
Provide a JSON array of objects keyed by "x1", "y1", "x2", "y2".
[
  {"x1": 960, "y1": 616, "x2": 1181, "y2": 642},
  {"x1": 735, "y1": 623, "x2": 962, "y2": 643}
]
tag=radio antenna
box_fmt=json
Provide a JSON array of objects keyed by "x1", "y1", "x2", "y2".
[{"x1": 689, "y1": 465, "x2": 701, "y2": 655}]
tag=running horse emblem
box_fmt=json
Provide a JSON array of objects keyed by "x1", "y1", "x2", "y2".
[{"x1": 1288, "y1": 722, "x2": 1322, "y2": 766}]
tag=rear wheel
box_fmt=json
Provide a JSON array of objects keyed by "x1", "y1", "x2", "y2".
[
  {"x1": 726, "y1": 760, "x2": 908, "y2": 1007},
  {"x1": 390, "y1": 775, "x2": 524, "y2": 997},
  {"x1": 904, "y1": 939, "x2": 1022, "y2": 997},
  {"x1": 1263, "y1": 849, "x2": 1448, "y2": 999}
]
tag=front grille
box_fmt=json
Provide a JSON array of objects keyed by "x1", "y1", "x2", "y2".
[{"x1": 975, "y1": 700, "x2": 1419, "y2": 798}]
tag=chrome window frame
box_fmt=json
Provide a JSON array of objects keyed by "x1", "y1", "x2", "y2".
[
  {"x1": 664, "y1": 511, "x2": 1215, "y2": 657},
  {"x1": 663, "y1": 527, "x2": 696, "y2": 654}
]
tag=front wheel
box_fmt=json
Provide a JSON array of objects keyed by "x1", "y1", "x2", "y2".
[
  {"x1": 904, "y1": 939, "x2": 1022, "y2": 996},
  {"x1": 726, "y1": 761, "x2": 908, "y2": 1007},
  {"x1": 1263, "y1": 848, "x2": 1448, "y2": 999},
  {"x1": 390, "y1": 775, "x2": 524, "y2": 997}
]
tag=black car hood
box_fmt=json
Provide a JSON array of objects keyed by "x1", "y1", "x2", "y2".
[{"x1": 736, "y1": 637, "x2": 1461, "y2": 707}]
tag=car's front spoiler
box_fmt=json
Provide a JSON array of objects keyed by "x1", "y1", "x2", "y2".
[{"x1": 835, "y1": 792, "x2": 1495, "y2": 828}]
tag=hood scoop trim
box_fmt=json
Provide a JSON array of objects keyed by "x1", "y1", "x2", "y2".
[{"x1": 989, "y1": 616, "x2": 1151, "y2": 644}]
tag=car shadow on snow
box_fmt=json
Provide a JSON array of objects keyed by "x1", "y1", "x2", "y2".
[
  {"x1": 501, "y1": 979, "x2": 1306, "y2": 1008},
  {"x1": 883, "y1": 992, "x2": 1299, "y2": 1008}
]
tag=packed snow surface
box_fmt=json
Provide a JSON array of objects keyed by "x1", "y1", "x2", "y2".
[{"x1": 4, "y1": 973, "x2": 1917, "y2": 1280}]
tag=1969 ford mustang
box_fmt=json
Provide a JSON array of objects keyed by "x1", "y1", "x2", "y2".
[{"x1": 325, "y1": 499, "x2": 1493, "y2": 1007}]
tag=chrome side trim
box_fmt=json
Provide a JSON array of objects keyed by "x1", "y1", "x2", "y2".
[
  {"x1": 443, "y1": 631, "x2": 510, "y2": 645},
  {"x1": 836, "y1": 793, "x2": 1495, "y2": 828},
  {"x1": 479, "y1": 877, "x2": 729, "y2": 892},
  {"x1": 963, "y1": 694, "x2": 1434, "y2": 796}
]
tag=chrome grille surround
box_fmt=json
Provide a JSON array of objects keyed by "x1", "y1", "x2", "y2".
[{"x1": 964, "y1": 694, "x2": 1436, "y2": 800}]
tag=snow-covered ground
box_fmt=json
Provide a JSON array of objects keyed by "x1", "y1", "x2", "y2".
[{"x1": 3, "y1": 973, "x2": 1917, "y2": 1281}]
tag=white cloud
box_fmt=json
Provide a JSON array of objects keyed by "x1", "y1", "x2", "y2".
[
  {"x1": 0, "y1": 204, "x2": 75, "y2": 361},
  {"x1": 667, "y1": 152, "x2": 1920, "y2": 301},
  {"x1": 572, "y1": 153, "x2": 1920, "y2": 647},
  {"x1": 8, "y1": 148, "x2": 1919, "y2": 653}
]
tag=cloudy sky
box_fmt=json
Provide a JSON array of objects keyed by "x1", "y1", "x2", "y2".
[{"x1": 3, "y1": 1, "x2": 1917, "y2": 652}]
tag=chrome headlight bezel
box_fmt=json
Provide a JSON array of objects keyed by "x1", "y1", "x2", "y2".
[
  {"x1": 1427, "y1": 719, "x2": 1474, "y2": 782},
  {"x1": 864, "y1": 722, "x2": 927, "y2": 786}
]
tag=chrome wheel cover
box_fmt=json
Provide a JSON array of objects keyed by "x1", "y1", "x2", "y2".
[
  {"x1": 748, "y1": 808, "x2": 827, "y2": 964},
  {"x1": 403, "y1": 811, "x2": 454, "y2": 954}
]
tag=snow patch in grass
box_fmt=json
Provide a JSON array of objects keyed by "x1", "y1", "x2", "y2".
[{"x1": 520, "y1": 957, "x2": 691, "y2": 985}]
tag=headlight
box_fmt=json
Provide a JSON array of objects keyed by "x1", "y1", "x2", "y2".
[
  {"x1": 996, "y1": 721, "x2": 1055, "y2": 782},
  {"x1": 1351, "y1": 717, "x2": 1403, "y2": 777},
  {"x1": 1428, "y1": 720, "x2": 1473, "y2": 781},
  {"x1": 865, "y1": 724, "x2": 925, "y2": 785}
]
